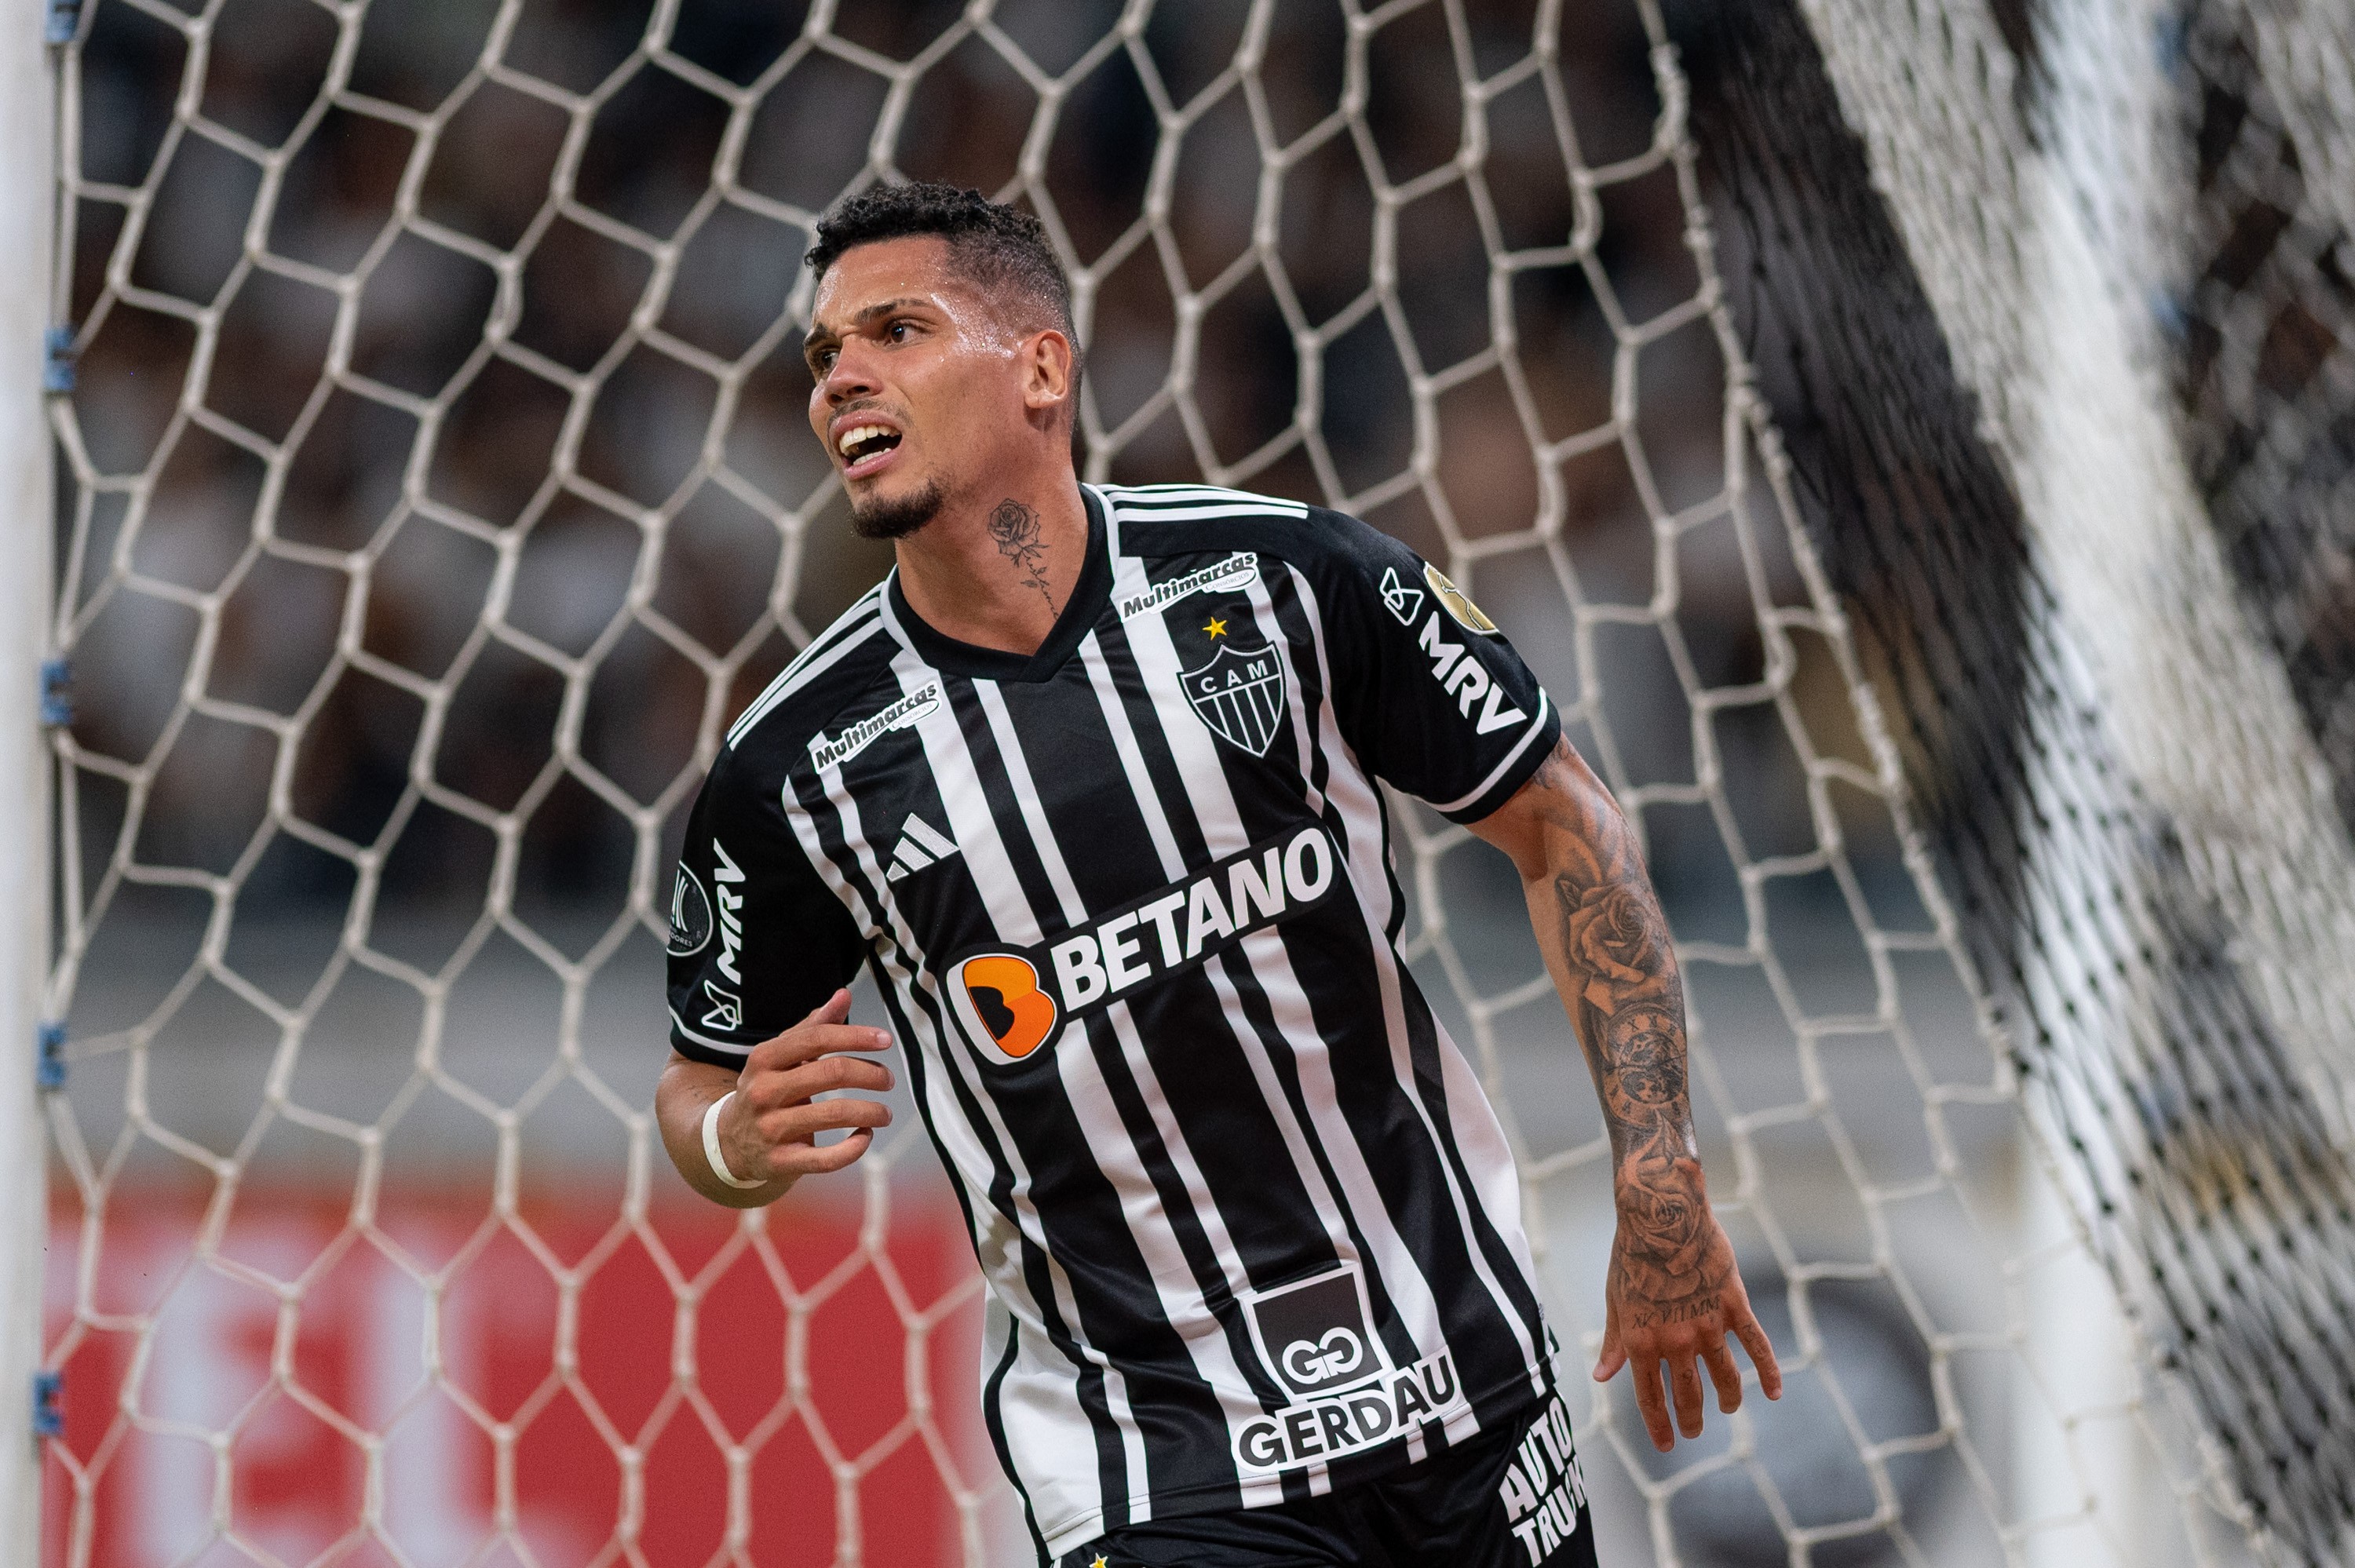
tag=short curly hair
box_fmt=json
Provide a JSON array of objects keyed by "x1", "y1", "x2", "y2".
[{"x1": 806, "y1": 183, "x2": 1077, "y2": 352}]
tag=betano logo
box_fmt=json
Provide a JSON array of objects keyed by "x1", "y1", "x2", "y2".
[
  {"x1": 942, "y1": 824, "x2": 1342, "y2": 1067},
  {"x1": 946, "y1": 953, "x2": 1060, "y2": 1066}
]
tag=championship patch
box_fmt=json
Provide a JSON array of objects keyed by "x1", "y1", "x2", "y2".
[
  {"x1": 667, "y1": 865, "x2": 712, "y2": 957},
  {"x1": 943, "y1": 823, "x2": 1341, "y2": 1067},
  {"x1": 1230, "y1": 1261, "x2": 1468, "y2": 1473},
  {"x1": 1423, "y1": 562, "x2": 1499, "y2": 634},
  {"x1": 1180, "y1": 642, "x2": 1287, "y2": 757}
]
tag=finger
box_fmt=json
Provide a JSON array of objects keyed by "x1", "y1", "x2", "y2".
[
  {"x1": 750, "y1": 1052, "x2": 896, "y2": 1105},
  {"x1": 1669, "y1": 1354, "x2": 1706, "y2": 1439},
  {"x1": 746, "y1": 991, "x2": 852, "y2": 1067},
  {"x1": 1630, "y1": 1355, "x2": 1673, "y2": 1453},
  {"x1": 1593, "y1": 1297, "x2": 1625, "y2": 1383},
  {"x1": 1702, "y1": 1336, "x2": 1744, "y2": 1413},
  {"x1": 764, "y1": 1023, "x2": 896, "y2": 1068},
  {"x1": 747, "y1": 1023, "x2": 896, "y2": 1078},
  {"x1": 762, "y1": 1097, "x2": 893, "y2": 1144},
  {"x1": 774, "y1": 1127, "x2": 874, "y2": 1176},
  {"x1": 1731, "y1": 1308, "x2": 1784, "y2": 1400}
]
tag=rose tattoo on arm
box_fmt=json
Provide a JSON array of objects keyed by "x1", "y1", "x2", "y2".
[
  {"x1": 1502, "y1": 738, "x2": 1779, "y2": 1446},
  {"x1": 1551, "y1": 853, "x2": 1724, "y2": 1322}
]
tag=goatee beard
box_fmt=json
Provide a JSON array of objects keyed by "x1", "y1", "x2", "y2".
[{"x1": 849, "y1": 478, "x2": 946, "y2": 540}]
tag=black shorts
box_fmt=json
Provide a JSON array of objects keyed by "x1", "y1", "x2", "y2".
[{"x1": 1058, "y1": 1386, "x2": 1598, "y2": 1567}]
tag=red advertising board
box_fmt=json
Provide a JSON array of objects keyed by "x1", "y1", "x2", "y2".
[{"x1": 42, "y1": 1183, "x2": 992, "y2": 1566}]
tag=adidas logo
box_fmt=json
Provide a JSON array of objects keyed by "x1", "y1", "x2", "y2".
[{"x1": 885, "y1": 815, "x2": 960, "y2": 882}]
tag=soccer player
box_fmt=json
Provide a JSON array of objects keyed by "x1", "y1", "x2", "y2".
[{"x1": 655, "y1": 184, "x2": 1780, "y2": 1567}]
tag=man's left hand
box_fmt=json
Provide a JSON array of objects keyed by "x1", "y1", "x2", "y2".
[{"x1": 1592, "y1": 1159, "x2": 1783, "y2": 1451}]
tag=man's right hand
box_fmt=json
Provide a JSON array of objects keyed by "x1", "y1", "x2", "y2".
[
  {"x1": 725, "y1": 988, "x2": 896, "y2": 1183},
  {"x1": 656, "y1": 990, "x2": 896, "y2": 1206}
]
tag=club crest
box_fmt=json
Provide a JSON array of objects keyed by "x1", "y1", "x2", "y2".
[{"x1": 1180, "y1": 642, "x2": 1287, "y2": 757}]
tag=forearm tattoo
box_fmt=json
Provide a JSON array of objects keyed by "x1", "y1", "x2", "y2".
[
  {"x1": 988, "y1": 498, "x2": 1057, "y2": 611},
  {"x1": 1531, "y1": 741, "x2": 1728, "y2": 1326}
]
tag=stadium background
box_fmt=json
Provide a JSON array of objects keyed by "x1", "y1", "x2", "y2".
[{"x1": 35, "y1": 2, "x2": 2244, "y2": 1564}]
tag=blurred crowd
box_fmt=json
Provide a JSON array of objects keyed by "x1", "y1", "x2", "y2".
[{"x1": 57, "y1": 0, "x2": 1846, "y2": 933}]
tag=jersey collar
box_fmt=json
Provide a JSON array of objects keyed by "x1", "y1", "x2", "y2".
[{"x1": 882, "y1": 484, "x2": 1112, "y2": 683}]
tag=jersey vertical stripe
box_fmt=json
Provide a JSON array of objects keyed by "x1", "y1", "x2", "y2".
[
  {"x1": 789, "y1": 660, "x2": 1140, "y2": 1537},
  {"x1": 1273, "y1": 564, "x2": 1550, "y2": 1387},
  {"x1": 970, "y1": 667, "x2": 1287, "y2": 1511},
  {"x1": 1106, "y1": 555, "x2": 1457, "y2": 1380}
]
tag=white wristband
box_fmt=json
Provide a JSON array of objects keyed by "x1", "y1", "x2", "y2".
[{"x1": 701, "y1": 1092, "x2": 765, "y2": 1191}]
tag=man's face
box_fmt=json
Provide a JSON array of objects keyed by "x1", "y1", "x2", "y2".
[{"x1": 804, "y1": 235, "x2": 1042, "y2": 539}]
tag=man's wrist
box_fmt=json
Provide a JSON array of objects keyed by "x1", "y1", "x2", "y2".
[
  {"x1": 1612, "y1": 1150, "x2": 1706, "y2": 1202},
  {"x1": 701, "y1": 1091, "x2": 769, "y2": 1191}
]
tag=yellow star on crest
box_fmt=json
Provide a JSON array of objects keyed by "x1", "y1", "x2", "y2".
[
  {"x1": 1203, "y1": 615, "x2": 1228, "y2": 638},
  {"x1": 1091, "y1": 1557, "x2": 1109, "y2": 1568}
]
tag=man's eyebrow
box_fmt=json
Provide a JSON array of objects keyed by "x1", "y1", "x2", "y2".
[{"x1": 804, "y1": 297, "x2": 932, "y2": 351}]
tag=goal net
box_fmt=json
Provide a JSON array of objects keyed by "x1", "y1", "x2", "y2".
[{"x1": 22, "y1": 1, "x2": 2354, "y2": 1565}]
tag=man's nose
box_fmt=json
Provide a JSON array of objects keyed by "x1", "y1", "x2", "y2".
[{"x1": 822, "y1": 343, "x2": 880, "y2": 403}]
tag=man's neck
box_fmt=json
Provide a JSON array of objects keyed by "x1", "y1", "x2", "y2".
[{"x1": 893, "y1": 475, "x2": 1090, "y2": 657}]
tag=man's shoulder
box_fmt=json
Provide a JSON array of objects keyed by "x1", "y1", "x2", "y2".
[
  {"x1": 1096, "y1": 483, "x2": 1399, "y2": 579},
  {"x1": 717, "y1": 585, "x2": 907, "y2": 773}
]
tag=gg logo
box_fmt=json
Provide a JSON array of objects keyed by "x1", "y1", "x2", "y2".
[
  {"x1": 1280, "y1": 1327, "x2": 1364, "y2": 1387},
  {"x1": 947, "y1": 954, "x2": 1060, "y2": 1065}
]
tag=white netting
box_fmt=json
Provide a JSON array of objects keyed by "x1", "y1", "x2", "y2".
[
  {"x1": 1779, "y1": 1, "x2": 2355, "y2": 1557},
  {"x1": 31, "y1": 1, "x2": 2301, "y2": 1564}
]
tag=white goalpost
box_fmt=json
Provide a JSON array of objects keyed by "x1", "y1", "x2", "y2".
[
  {"x1": 20, "y1": 1, "x2": 2355, "y2": 1565},
  {"x1": 2, "y1": 2, "x2": 56, "y2": 1558}
]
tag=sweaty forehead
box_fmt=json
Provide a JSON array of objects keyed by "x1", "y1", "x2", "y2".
[
  {"x1": 809, "y1": 236, "x2": 1054, "y2": 351},
  {"x1": 809, "y1": 238, "x2": 966, "y2": 329}
]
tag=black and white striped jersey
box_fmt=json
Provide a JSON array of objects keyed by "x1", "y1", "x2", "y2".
[{"x1": 666, "y1": 483, "x2": 1565, "y2": 1559}]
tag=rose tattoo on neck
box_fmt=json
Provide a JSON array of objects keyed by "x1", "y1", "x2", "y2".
[{"x1": 988, "y1": 498, "x2": 1057, "y2": 613}]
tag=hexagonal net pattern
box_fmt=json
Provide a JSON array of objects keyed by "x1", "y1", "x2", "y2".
[{"x1": 30, "y1": 1, "x2": 2315, "y2": 1565}]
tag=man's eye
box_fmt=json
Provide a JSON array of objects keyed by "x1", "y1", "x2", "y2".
[{"x1": 887, "y1": 321, "x2": 911, "y2": 341}]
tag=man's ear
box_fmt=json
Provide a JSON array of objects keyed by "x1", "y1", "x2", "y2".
[{"x1": 1021, "y1": 329, "x2": 1075, "y2": 420}]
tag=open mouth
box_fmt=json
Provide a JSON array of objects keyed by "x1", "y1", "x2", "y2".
[{"x1": 836, "y1": 423, "x2": 903, "y2": 475}]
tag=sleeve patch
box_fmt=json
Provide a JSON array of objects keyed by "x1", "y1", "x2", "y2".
[{"x1": 1423, "y1": 563, "x2": 1499, "y2": 634}]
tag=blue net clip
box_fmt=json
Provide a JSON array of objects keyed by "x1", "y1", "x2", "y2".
[
  {"x1": 42, "y1": 326, "x2": 75, "y2": 394},
  {"x1": 40, "y1": 659, "x2": 71, "y2": 729},
  {"x1": 38, "y1": 1023, "x2": 66, "y2": 1091}
]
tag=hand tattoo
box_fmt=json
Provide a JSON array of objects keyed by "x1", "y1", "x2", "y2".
[
  {"x1": 1532, "y1": 741, "x2": 1730, "y2": 1329},
  {"x1": 988, "y1": 498, "x2": 1058, "y2": 612}
]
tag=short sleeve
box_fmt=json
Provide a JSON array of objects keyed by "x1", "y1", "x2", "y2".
[
  {"x1": 666, "y1": 747, "x2": 867, "y2": 1067},
  {"x1": 1314, "y1": 514, "x2": 1561, "y2": 823}
]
